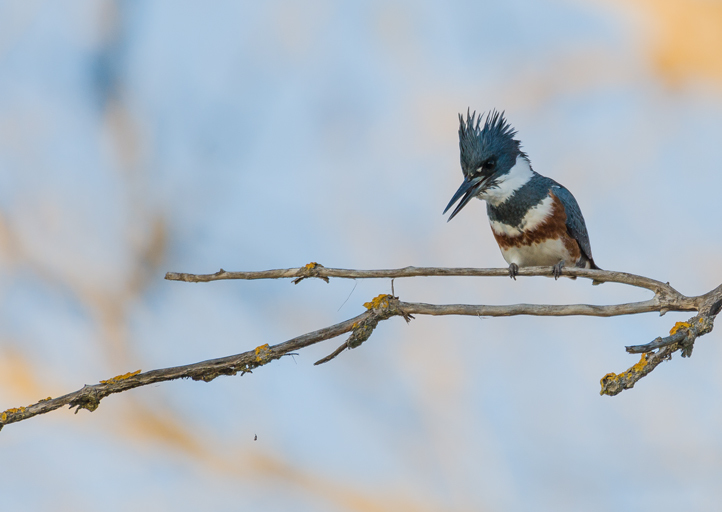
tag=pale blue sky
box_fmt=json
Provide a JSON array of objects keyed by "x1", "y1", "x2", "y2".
[{"x1": 1, "y1": 1, "x2": 721, "y2": 511}]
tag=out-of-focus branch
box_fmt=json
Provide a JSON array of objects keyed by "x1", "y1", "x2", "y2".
[{"x1": 2, "y1": 265, "x2": 719, "y2": 430}]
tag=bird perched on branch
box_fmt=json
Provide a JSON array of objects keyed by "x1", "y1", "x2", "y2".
[{"x1": 444, "y1": 110, "x2": 599, "y2": 279}]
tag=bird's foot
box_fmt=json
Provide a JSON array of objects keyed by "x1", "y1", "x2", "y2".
[
  {"x1": 508, "y1": 263, "x2": 519, "y2": 280},
  {"x1": 552, "y1": 260, "x2": 565, "y2": 280}
]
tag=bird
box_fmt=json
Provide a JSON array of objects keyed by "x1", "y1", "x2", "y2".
[{"x1": 443, "y1": 110, "x2": 599, "y2": 280}]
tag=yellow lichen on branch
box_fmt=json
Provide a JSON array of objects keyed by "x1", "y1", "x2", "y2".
[
  {"x1": 99, "y1": 369, "x2": 141, "y2": 384},
  {"x1": 254, "y1": 343, "x2": 271, "y2": 363},
  {"x1": 363, "y1": 294, "x2": 392, "y2": 310},
  {"x1": 599, "y1": 353, "x2": 650, "y2": 396},
  {"x1": 631, "y1": 352, "x2": 649, "y2": 372},
  {"x1": 1, "y1": 406, "x2": 27, "y2": 422},
  {"x1": 670, "y1": 321, "x2": 692, "y2": 335},
  {"x1": 0, "y1": 396, "x2": 52, "y2": 422},
  {"x1": 292, "y1": 261, "x2": 329, "y2": 284}
]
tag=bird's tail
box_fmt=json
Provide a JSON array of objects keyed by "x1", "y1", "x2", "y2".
[{"x1": 588, "y1": 258, "x2": 603, "y2": 285}]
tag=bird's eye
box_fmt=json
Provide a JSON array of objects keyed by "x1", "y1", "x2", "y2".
[{"x1": 473, "y1": 160, "x2": 495, "y2": 176}]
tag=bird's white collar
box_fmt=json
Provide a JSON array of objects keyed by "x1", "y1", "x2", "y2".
[{"x1": 478, "y1": 155, "x2": 534, "y2": 207}]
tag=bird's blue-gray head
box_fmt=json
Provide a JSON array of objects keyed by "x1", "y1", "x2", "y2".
[{"x1": 444, "y1": 110, "x2": 526, "y2": 221}]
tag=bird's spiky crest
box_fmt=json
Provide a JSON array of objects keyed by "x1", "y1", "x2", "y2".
[
  {"x1": 458, "y1": 109, "x2": 522, "y2": 172},
  {"x1": 458, "y1": 109, "x2": 516, "y2": 143}
]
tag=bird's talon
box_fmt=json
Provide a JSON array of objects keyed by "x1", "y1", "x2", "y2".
[
  {"x1": 552, "y1": 261, "x2": 565, "y2": 280},
  {"x1": 508, "y1": 263, "x2": 519, "y2": 280}
]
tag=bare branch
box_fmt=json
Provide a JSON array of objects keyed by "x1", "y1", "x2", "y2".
[
  {"x1": 3, "y1": 266, "x2": 719, "y2": 430},
  {"x1": 400, "y1": 300, "x2": 666, "y2": 317},
  {"x1": 165, "y1": 263, "x2": 682, "y2": 297}
]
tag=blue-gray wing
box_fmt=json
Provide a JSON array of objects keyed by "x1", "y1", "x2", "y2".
[{"x1": 550, "y1": 182, "x2": 596, "y2": 266}]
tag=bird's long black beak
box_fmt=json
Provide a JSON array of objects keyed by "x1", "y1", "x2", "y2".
[{"x1": 443, "y1": 176, "x2": 487, "y2": 221}]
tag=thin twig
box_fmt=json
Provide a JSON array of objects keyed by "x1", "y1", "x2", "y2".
[{"x1": 626, "y1": 331, "x2": 687, "y2": 354}]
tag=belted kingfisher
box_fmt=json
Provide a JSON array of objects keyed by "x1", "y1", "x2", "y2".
[{"x1": 444, "y1": 110, "x2": 599, "y2": 279}]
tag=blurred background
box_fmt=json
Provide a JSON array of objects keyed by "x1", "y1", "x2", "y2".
[{"x1": 1, "y1": 1, "x2": 721, "y2": 510}]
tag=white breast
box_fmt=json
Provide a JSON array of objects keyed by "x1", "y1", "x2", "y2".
[
  {"x1": 500, "y1": 238, "x2": 573, "y2": 267},
  {"x1": 489, "y1": 194, "x2": 555, "y2": 238}
]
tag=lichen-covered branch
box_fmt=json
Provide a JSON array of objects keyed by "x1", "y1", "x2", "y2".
[
  {"x1": 0, "y1": 311, "x2": 371, "y2": 431},
  {"x1": 601, "y1": 282, "x2": 722, "y2": 395},
  {"x1": 2, "y1": 265, "x2": 719, "y2": 431}
]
